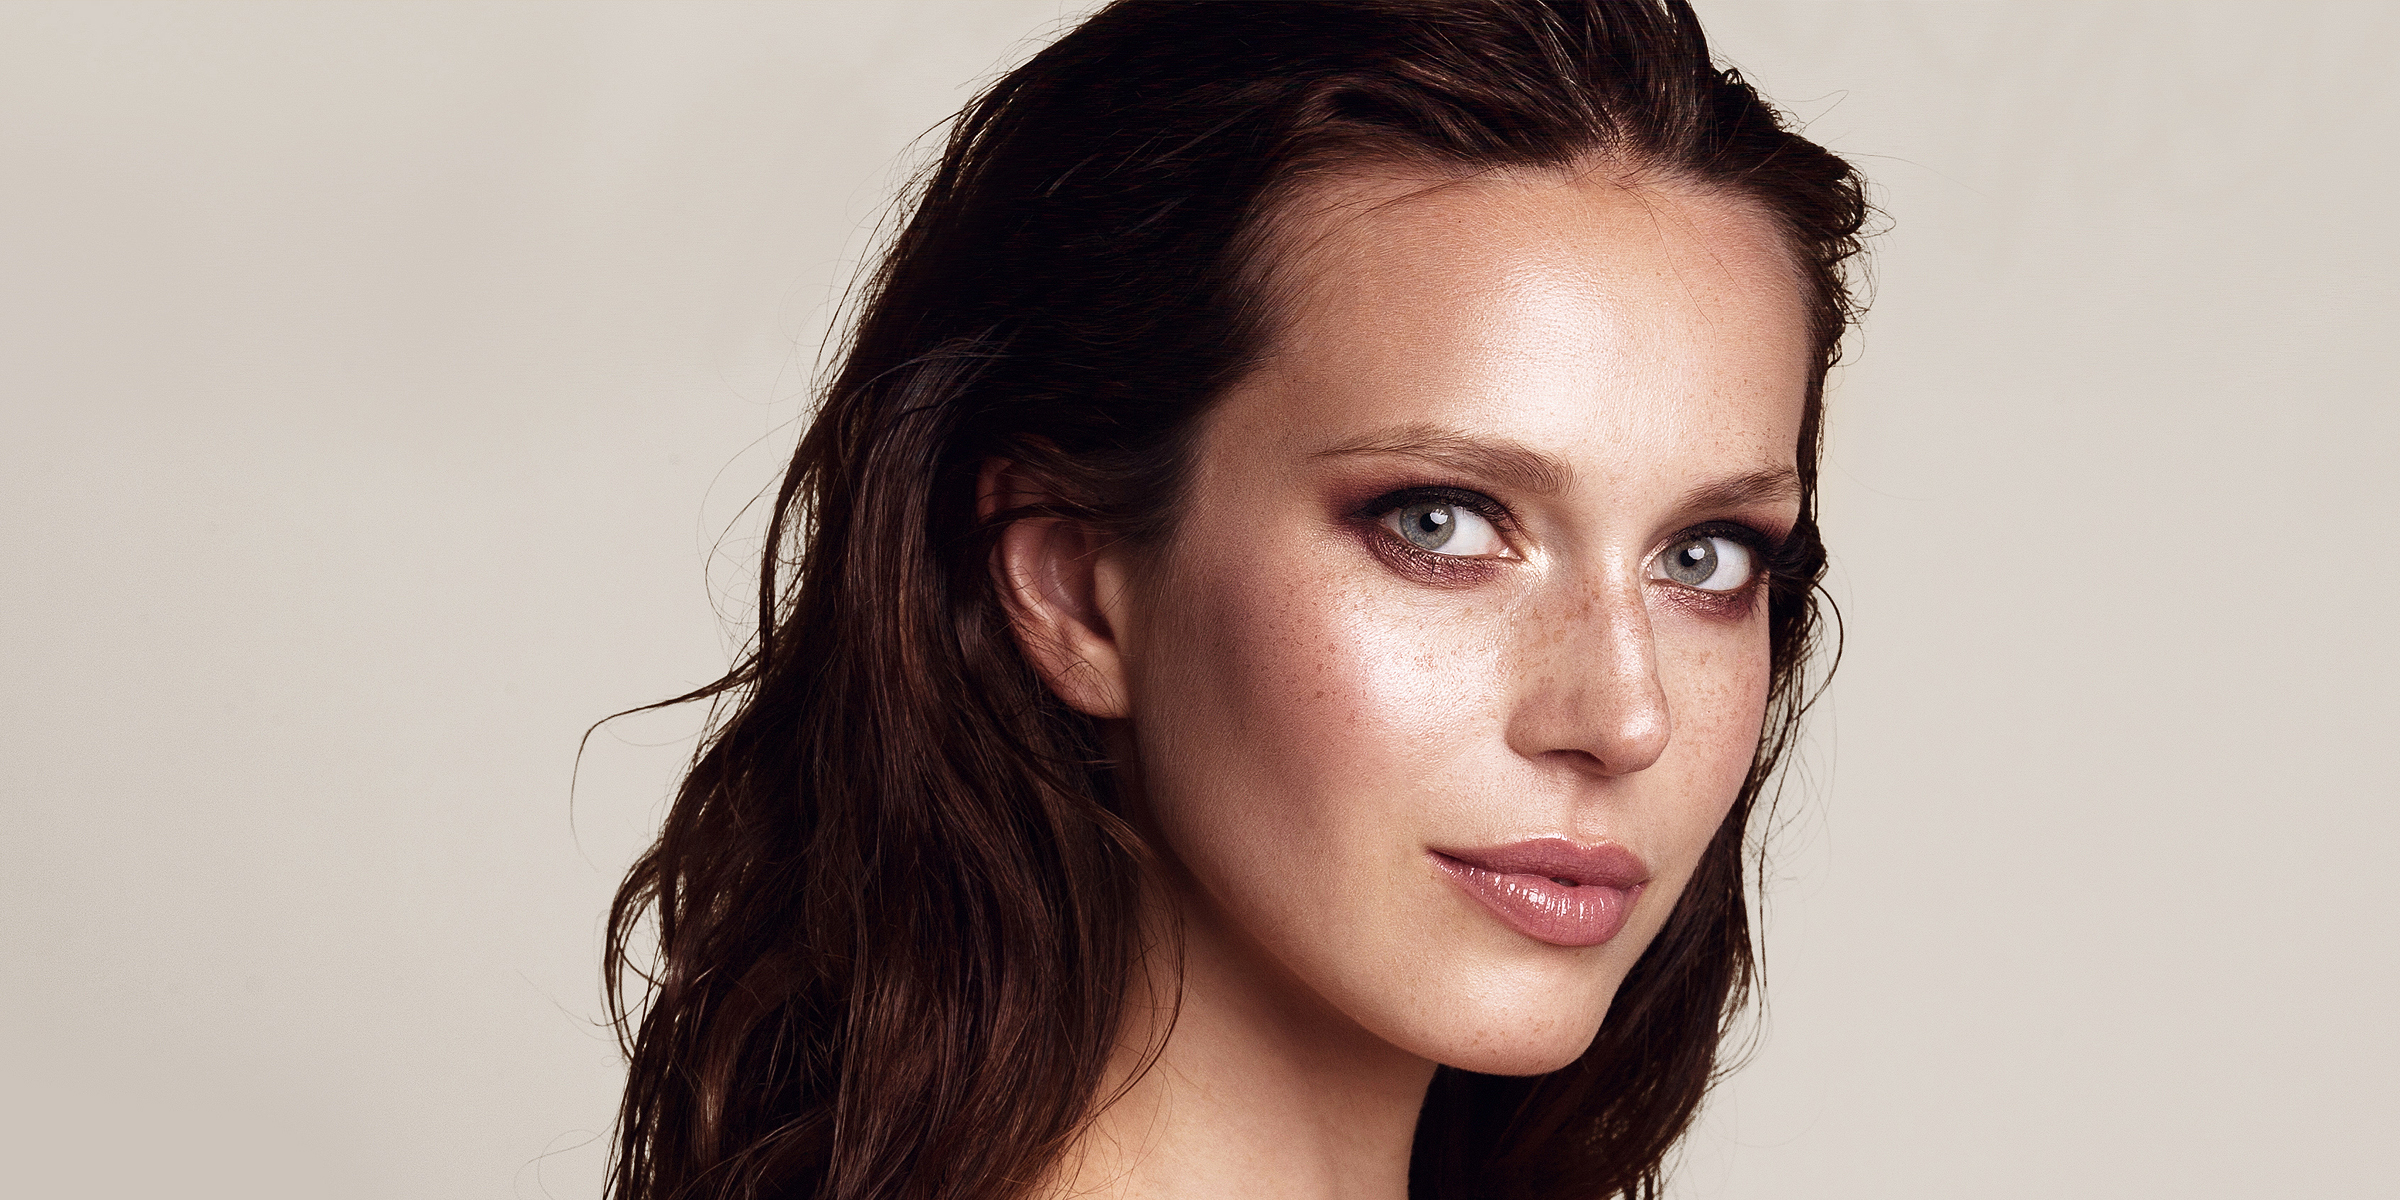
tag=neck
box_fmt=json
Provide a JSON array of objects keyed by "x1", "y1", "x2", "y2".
[{"x1": 1043, "y1": 883, "x2": 1439, "y2": 1200}]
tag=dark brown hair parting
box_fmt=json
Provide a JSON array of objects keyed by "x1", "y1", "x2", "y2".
[{"x1": 602, "y1": 2, "x2": 1868, "y2": 1198}]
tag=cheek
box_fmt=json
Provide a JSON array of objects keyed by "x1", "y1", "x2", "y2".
[
  {"x1": 1643, "y1": 612, "x2": 1776, "y2": 879},
  {"x1": 1669, "y1": 620, "x2": 1772, "y2": 756},
  {"x1": 1126, "y1": 532, "x2": 1505, "y2": 907}
]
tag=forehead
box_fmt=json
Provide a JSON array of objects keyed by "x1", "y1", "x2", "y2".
[{"x1": 1228, "y1": 163, "x2": 1812, "y2": 483}]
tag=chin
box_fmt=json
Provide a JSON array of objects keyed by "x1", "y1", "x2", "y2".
[
  {"x1": 1367, "y1": 950, "x2": 1636, "y2": 1078},
  {"x1": 1441, "y1": 1031, "x2": 1609, "y2": 1078}
]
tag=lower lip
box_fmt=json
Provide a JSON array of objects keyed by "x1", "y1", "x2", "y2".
[{"x1": 1432, "y1": 854, "x2": 1642, "y2": 948}]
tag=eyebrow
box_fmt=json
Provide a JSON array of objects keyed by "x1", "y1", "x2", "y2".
[
  {"x1": 1310, "y1": 424, "x2": 1803, "y2": 517},
  {"x1": 1310, "y1": 424, "x2": 1572, "y2": 494},
  {"x1": 1677, "y1": 466, "x2": 1802, "y2": 516}
]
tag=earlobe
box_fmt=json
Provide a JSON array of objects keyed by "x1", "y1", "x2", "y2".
[{"x1": 980, "y1": 458, "x2": 1134, "y2": 720}]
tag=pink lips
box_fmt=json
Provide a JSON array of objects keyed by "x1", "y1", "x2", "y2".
[{"x1": 1431, "y1": 838, "x2": 1649, "y2": 948}]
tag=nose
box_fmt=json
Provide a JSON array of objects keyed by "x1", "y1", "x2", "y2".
[{"x1": 1503, "y1": 576, "x2": 1671, "y2": 777}]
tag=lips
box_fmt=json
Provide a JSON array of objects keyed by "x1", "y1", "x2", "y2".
[{"x1": 1431, "y1": 838, "x2": 1649, "y2": 948}]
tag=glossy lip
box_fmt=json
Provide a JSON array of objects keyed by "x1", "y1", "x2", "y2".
[{"x1": 1431, "y1": 838, "x2": 1650, "y2": 949}]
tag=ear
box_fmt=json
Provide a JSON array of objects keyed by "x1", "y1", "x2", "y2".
[{"x1": 979, "y1": 458, "x2": 1135, "y2": 720}]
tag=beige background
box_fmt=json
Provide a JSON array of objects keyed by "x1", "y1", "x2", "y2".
[{"x1": 3, "y1": 2, "x2": 2392, "y2": 1196}]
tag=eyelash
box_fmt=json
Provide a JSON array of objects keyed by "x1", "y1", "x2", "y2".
[{"x1": 1355, "y1": 486, "x2": 1791, "y2": 602}]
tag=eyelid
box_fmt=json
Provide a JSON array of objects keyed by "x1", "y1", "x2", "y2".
[
  {"x1": 1657, "y1": 519, "x2": 1776, "y2": 557},
  {"x1": 1356, "y1": 484, "x2": 1516, "y2": 527}
]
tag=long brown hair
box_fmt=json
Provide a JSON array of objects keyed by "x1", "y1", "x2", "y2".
[{"x1": 603, "y1": 3, "x2": 1868, "y2": 1197}]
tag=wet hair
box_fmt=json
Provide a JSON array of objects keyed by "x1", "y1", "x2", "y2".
[{"x1": 602, "y1": 2, "x2": 1867, "y2": 1198}]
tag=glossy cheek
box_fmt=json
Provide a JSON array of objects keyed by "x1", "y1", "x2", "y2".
[{"x1": 1126, "y1": 515, "x2": 1507, "y2": 964}]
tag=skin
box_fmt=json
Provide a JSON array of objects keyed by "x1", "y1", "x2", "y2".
[{"x1": 991, "y1": 162, "x2": 1812, "y2": 1200}]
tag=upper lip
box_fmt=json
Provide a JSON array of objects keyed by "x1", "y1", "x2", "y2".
[{"x1": 1432, "y1": 838, "x2": 1650, "y2": 889}]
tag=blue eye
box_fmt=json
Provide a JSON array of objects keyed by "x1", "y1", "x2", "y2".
[
  {"x1": 1384, "y1": 500, "x2": 1506, "y2": 557},
  {"x1": 1652, "y1": 535, "x2": 1755, "y2": 592}
]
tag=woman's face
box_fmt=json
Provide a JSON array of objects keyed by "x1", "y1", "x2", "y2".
[{"x1": 1107, "y1": 167, "x2": 1811, "y2": 1076}]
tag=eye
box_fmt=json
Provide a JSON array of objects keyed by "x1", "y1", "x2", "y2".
[
  {"x1": 1382, "y1": 498, "x2": 1506, "y2": 557},
  {"x1": 1651, "y1": 534, "x2": 1756, "y2": 592}
]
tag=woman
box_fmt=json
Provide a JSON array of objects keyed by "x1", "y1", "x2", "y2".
[{"x1": 605, "y1": 1, "x2": 1866, "y2": 1197}]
